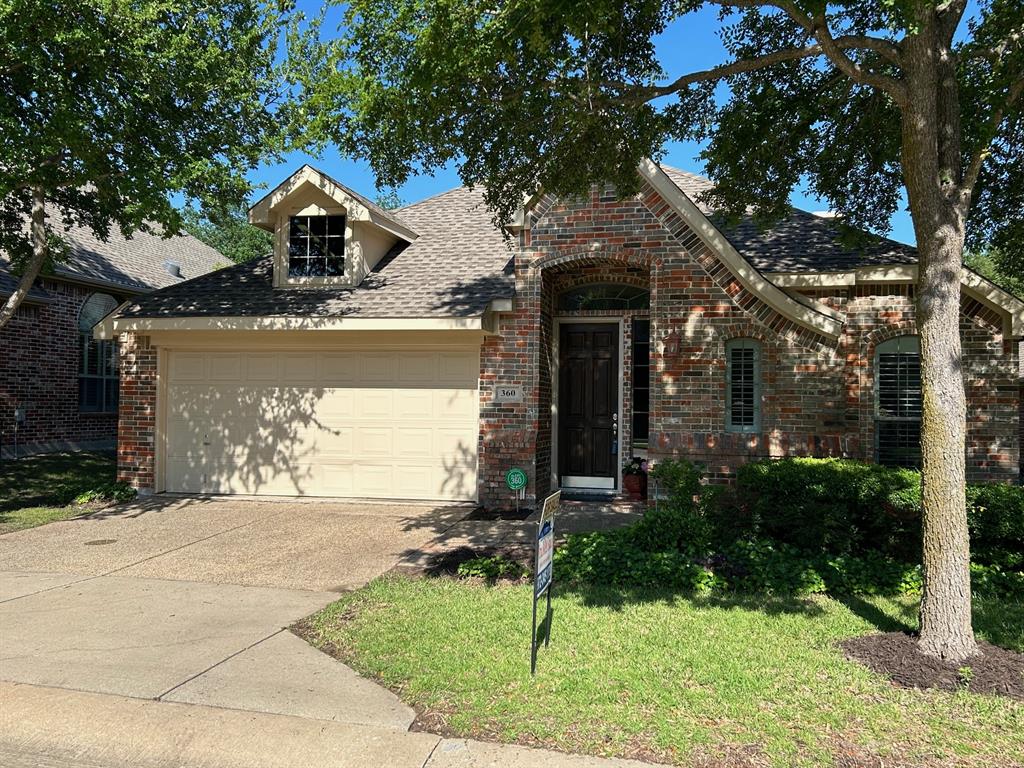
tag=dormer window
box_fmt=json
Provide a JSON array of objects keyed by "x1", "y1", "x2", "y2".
[{"x1": 288, "y1": 214, "x2": 346, "y2": 277}]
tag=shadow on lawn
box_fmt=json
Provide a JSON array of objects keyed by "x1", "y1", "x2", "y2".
[{"x1": 559, "y1": 582, "x2": 830, "y2": 619}]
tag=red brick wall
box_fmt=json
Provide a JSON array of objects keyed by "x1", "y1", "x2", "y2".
[
  {"x1": 116, "y1": 334, "x2": 157, "y2": 491},
  {"x1": 0, "y1": 279, "x2": 122, "y2": 454}
]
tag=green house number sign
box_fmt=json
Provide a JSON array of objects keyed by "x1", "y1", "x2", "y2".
[{"x1": 505, "y1": 467, "x2": 527, "y2": 491}]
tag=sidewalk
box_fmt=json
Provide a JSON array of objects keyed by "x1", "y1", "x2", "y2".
[{"x1": 1, "y1": 682, "x2": 664, "y2": 768}]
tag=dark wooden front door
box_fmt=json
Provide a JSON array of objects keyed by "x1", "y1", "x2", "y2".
[{"x1": 559, "y1": 323, "x2": 619, "y2": 484}]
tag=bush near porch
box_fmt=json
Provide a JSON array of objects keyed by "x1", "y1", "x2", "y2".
[{"x1": 556, "y1": 458, "x2": 1023, "y2": 600}]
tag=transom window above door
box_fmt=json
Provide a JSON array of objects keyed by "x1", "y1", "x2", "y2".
[
  {"x1": 288, "y1": 214, "x2": 346, "y2": 277},
  {"x1": 558, "y1": 283, "x2": 650, "y2": 312}
]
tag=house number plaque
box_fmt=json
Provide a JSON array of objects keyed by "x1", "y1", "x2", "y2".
[{"x1": 493, "y1": 385, "x2": 523, "y2": 403}]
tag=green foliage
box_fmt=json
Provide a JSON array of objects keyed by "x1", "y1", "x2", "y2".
[
  {"x1": 0, "y1": 0, "x2": 304, "y2": 280},
  {"x1": 734, "y1": 458, "x2": 922, "y2": 560},
  {"x1": 964, "y1": 250, "x2": 1024, "y2": 298},
  {"x1": 183, "y1": 204, "x2": 272, "y2": 264},
  {"x1": 73, "y1": 481, "x2": 137, "y2": 505},
  {"x1": 456, "y1": 554, "x2": 526, "y2": 581},
  {"x1": 555, "y1": 457, "x2": 1023, "y2": 599},
  {"x1": 309, "y1": 1, "x2": 1023, "y2": 264}
]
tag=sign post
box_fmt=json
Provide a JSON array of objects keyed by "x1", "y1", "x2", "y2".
[{"x1": 531, "y1": 490, "x2": 559, "y2": 676}]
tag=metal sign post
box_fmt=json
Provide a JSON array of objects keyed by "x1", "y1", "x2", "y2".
[{"x1": 531, "y1": 490, "x2": 559, "y2": 676}]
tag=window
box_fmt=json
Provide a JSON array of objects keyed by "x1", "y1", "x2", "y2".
[
  {"x1": 875, "y1": 336, "x2": 922, "y2": 468},
  {"x1": 288, "y1": 214, "x2": 345, "y2": 277},
  {"x1": 558, "y1": 283, "x2": 650, "y2": 312},
  {"x1": 632, "y1": 319, "x2": 650, "y2": 447},
  {"x1": 78, "y1": 293, "x2": 119, "y2": 413},
  {"x1": 726, "y1": 339, "x2": 761, "y2": 433}
]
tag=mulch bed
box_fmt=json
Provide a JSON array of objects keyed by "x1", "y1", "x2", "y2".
[
  {"x1": 417, "y1": 544, "x2": 533, "y2": 579},
  {"x1": 841, "y1": 632, "x2": 1024, "y2": 700}
]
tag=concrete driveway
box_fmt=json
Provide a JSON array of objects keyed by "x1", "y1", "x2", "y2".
[{"x1": 0, "y1": 496, "x2": 472, "y2": 729}]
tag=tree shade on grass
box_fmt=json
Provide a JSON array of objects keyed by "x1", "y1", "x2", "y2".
[
  {"x1": 0, "y1": 451, "x2": 116, "y2": 534},
  {"x1": 298, "y1": 577, "x2": 1023, "y2": 768}
]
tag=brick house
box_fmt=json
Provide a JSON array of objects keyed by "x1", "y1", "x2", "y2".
[
  {"x1": 97, "y1": 163, "x2": 1022, "y2": 506},
  {"x1": 0, "y1": 223, "x2": 226, "y2": 457}
]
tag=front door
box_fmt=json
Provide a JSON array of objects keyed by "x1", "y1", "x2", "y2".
[{"x1": 559, "y1": 323, "x2": 619, "y2": 489}]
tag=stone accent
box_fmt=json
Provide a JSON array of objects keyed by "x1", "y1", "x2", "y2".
[
  {"x1": 0, "y1": 279, "x2": 123, "y2": 455},
  {"x1": 116, "y1": 334, "x2": 157, "y2": 491}
]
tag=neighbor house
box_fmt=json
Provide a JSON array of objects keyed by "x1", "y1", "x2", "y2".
[
  {"x1": 0, "y1": 224, "x2": 226, "y2": 457},
  {"x1": 96, "y1": 162, "x2": 1023, "y2": 506}
]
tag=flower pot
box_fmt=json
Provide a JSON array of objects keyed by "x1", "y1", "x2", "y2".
[{"x1": 622, "y1": 473, "x2": 647, "y2": 500}]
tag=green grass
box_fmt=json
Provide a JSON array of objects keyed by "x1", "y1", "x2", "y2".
[
  {"x1": 0, "y1": 451, "x2": 116, "y2": 534},
  {"x1": 300, "y1": 577, "x2": 1024, "y2": 767}
]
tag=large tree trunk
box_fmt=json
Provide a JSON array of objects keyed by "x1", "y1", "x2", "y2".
[
  {"x1": 901, "y1": 16, "x2": 977, "y2": 663},
  {"x1": 0, "y1": 186, "x2": 48, "y2": 330}
]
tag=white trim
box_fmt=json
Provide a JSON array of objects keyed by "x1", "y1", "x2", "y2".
[
  {"x1": 561, "y1": 476, "x2": 616, "y2": 490},
  {"x1": 766, "y1": 265, "x2": 1024, "y2": 338},
  {"x1": 552, "y1": 317, "x2": 624, "y2": 494},
  {"x1": 248, "y1": 165, "x2": 418, "y2": 242},
  {"x1": 111, "y1": 316, "x2": 487, "y2": 333},
  {"x1": 638, "y1": 159, "x2": 843, "y2": 340}
]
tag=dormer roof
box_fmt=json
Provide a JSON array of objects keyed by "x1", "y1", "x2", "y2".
[{"x1": 247, "y1": 164, "x2": 418, "y2": 243}]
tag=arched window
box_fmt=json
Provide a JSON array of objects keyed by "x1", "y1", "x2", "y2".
[
  {"x1": 558, "y1": 283, "x2": 650, "y2": 312},
  {"x1": 78, "y1": 293, "x2": 120, "y2": 413},
  {"x1": 875, "y1": 335, "x2": 921, "y2": 467},
  {"x1": 725, "y1": 339, "x2": 762, "y2": 433}
]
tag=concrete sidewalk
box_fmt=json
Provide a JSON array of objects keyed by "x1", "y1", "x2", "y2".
[{"x1": 1, "y1": 682, "x2": 661, "y2": 768}]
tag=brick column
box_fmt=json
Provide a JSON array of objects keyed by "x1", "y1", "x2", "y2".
[{"x1": 116, "y1": 333, "x2": 157, "y2": 492}]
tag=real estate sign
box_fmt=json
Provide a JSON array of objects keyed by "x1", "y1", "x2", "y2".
[
  {"x1": 531, "y1": 490, "x2": 559, "y2": 675},
  {"x1": 535, "y1": 492, "x2": 557, "y2": 597}
]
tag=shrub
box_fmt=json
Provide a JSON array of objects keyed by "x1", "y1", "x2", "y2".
[
  {"x1": 734, "y1": 458, "x2": 921, "y2": 558},
  {"x1": 636, "y1": 459, "x2": 707, "y2": 553},
  {"x1": 967, "y1": 484, "x2": 1024, "y2": 571},
  {"x1": 73, "y1": 482, "x2": 137, "y2": 505},
  {"x1": 456, "y1": 555, "x2": 526, "y2": 582}
]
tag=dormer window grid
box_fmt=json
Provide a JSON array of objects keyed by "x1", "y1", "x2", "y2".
[{"x1": 288, "y1": 214, "x2": 346, "y2": 278}]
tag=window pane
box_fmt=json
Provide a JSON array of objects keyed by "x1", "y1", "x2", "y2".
[
  {"x1": 104, "y1": 379, "x2": 119, "y2": 412},
  {"x1": 633, "y1": 388, "x2": 649, "y2": 414},
  {"x1": 289, "y1": 216, "x2": 307, "y2": 238},
  {"x1": 325, "y1": 257, "x2": 344, "y2": 276},
  {"x1": 308, "y1": 215, "x2": 327, "y2": 236},
  {"x1": 80, "y1": 378, "x2": 100, "y2": 412},
  {"x1": 326, "y1": 236, "x2": 345, "y2": 259},
  {"x1": 84, "y1": 338, "x2": 101, "y2": 376},
  {"x1": 327, "y1": 215, "x2": 346, "y2": 237},
  {"x1": 559, "y1": 284, "x2": 650, "y2": 312},
  {"x1": 288, "y1": 237, "x2": 307, "y2": 260},
  {"x1": 632, "y1": 412, "x2": 649, "y2": 443},
  {"x1": 727, "y1": 343, "x2": 758, "y2": 430},
  {"x1": 878, "y1": 421, "x2": 921, "y2": 468}
]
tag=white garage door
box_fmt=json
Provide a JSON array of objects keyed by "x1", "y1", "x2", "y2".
[{"x1": 164, "y1": 348, "x2": 479, "y2": 501}]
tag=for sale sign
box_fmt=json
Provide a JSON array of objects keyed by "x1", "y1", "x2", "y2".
[{"x1": 535, "y1": 491, "x2": 558, "y2": 598}]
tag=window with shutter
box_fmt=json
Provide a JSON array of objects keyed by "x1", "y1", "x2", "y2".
[
  {"x1": 726, "y1": 339, "x2": 761, "y2": 433},
  {"x1": 875, "y1": 336, "x2": 922, "y2": 468}
]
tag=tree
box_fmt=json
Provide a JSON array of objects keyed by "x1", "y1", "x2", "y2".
[
  {"x1": 0, "y1": 0, "x2": 302, "y2": 327},
  {"x1": 183, "y1": 205, "x2": 273, "y2": 264},
  {"x1": 965, "y1": 250, "x2": 1024, "y2": 297},
  {"x1": 311, "y1": 0, "x2": 1022, "y2": 662}
]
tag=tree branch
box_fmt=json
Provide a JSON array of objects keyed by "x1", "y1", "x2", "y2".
[
  {"x1": 0, "y1": 187, "x2": 48, "y2": 330},
  {"x1": 959, "y1": 73, "x2": 1024, "y2": 205},
  {"x1": 620, "y1": 35, "x2": 900, "y2": 103},
  {"x1": 964, "y1": 24, "x2": 1024, "y2": 63}
]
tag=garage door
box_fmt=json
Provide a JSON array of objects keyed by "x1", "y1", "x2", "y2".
[{"x1": 164, "y1": 348, "x2": 479, "y2": 500}]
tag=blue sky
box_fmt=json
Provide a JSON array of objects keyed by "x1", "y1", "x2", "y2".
[{"x1": 248, "y1": 3, "x2": 917, "y2": 245}]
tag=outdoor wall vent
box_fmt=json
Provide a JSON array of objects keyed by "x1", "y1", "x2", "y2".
[{"x1": 164, "y1": 261, "x2": 182, "y2": 278}]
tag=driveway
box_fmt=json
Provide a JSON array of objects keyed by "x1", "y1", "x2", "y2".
[{"x1": 0, "y1": 496, "x2": 472, "y2": 729}]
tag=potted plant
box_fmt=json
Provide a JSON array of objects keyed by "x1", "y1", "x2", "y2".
[{"x1": 622, "y1": 456, "x2": 648, "y2": 500}]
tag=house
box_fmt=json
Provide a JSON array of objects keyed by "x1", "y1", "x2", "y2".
[
  {"x1": 97, "y1": 163, "x2": 1023, "y2": 506},
  {"x1": 0, "y1": 222, "x2": 227, "y2": 457}
]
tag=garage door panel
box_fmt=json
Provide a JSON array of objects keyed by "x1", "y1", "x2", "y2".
[
  {"x1": 165, "y1": 349, "x2": 479, "y2": 501},
  {"x1": 209, "y1": 354, "x2": 242, "y2": 380},
  {"x1": 359, "y1": 390, "x2": 394, "y2": 419}
]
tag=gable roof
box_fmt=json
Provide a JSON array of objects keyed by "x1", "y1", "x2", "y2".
[
  {"x1": 248, "y1": 165, "x2": 417, "y2": 242},
  {"x1": 659, "y1": 166, "x2": 918, "y2": 274},
  {"x1": 1, "y1": 218, "x2": 228, "y2": 296},
  {"x1": 118, "y1": 185, "x2": 515, "y2": 321}
]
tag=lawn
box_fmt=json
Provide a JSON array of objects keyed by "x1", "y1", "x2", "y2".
[
  {"x1": 299, "y1": 577, "x2": 1024, "y2": 768},
  {"x1": 0, "y1": 451, "x2": 117, "y2": 534}
]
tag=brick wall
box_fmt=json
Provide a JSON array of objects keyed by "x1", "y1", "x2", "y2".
[
  {"x1": 0, "y1": 279, "x2": 123, "y2": 455},
  {"x1": 115, "y1": 333, "x2": 157, "y2": 491},
  {"x1": 474, "y1": 182, "x2": 1020, "y2": 507}
]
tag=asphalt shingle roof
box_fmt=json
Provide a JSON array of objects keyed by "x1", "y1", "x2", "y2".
[
  {"x1": 0, "y1": 218, "x2": 228, "y2": 296},
  {"x1": 660, "y1": 166, "x2": 918, "y2": 273},
  {"x1": 120, "y1": 185, "x2": 515, "y2": 320},
  {"x1": 118, "y1": 165, "x2": 922, "y2": 321}
]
